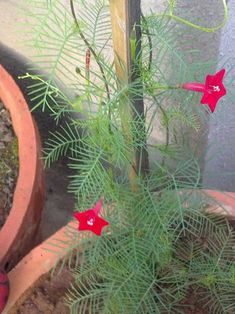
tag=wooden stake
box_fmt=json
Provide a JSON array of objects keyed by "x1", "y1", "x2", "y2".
[{"x1": 109, "y1": 0, "x2": 149, "y2": 189}]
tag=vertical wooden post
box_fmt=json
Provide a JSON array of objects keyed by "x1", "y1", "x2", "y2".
[{"x1": 109, "y1": 0, "x2": 149, "y2": 187}]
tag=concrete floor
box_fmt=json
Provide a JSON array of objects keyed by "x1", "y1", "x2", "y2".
[{"x1": 0, "y1": 0, "x2": 234, "y2": 241}]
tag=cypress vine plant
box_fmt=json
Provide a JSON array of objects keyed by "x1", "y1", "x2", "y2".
[{"x1": 23, "y1": 0, "x2": 235, "y2": 313}]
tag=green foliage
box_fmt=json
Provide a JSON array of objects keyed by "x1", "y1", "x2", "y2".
[
  {"x1": 24, "y1": 0, "x2": 235, "y2": 313},
  {"x1": 62, "y1": 193, "x2": 235, "y2": 313}
]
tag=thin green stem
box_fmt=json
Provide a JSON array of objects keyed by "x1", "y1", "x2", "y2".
[
  {"x1": 152, "y1": 94, "x2": 170, "y2": 168},
  {"x1": 157, "y1": 0, "x2": 228, "y2": 33},
  {"x1": 70, "y1": 0, "x2": 110, "y2": 101},
  {"x1": 153, "y1": 85, "x2": 180, "y2": 90}
]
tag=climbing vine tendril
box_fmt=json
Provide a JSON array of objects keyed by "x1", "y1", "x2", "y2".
[{"x1": 160, "y1": 0, "x2": 228, "y2": 33}]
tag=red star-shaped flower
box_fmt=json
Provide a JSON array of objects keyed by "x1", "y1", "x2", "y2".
[
  {"x1": 73, "y1": 199, "x2": 109, "y2": 236},
  {"x1": 182, "y1": 69, "x2": 226, "y2": 112}
]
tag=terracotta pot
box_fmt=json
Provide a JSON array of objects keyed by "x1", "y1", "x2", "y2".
[
  {"x1": 3, "y1": 190, "x2": 235, "y2": 313},
  {"x1": 0, "y1": 65, "x2": 45, "y2": 271},
  {"x1": 3, "y1": 221, "x2": 76, "y2": 314},
  {"x1": 205, "y1": 190, "x2": 235, "y2": 217}
]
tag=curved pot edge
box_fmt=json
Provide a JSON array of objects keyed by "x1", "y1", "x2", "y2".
[
  {"x1": 0, "y1": 65, "x2": 45, "y2": 269},
  {"x1": 205, "y1": 189, "x2": 235, "y2": 218},
  {"x1": 3, "y1": 221, "x2": 77, "y2": 314}
]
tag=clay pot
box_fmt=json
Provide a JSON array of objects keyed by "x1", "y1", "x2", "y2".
[
  {"x1": 0, "y1": 65, "x2": 45, "y2": 271},
  {"x1": 3, "y1": 221, "x2": 76, "y2": 314},
  {"x1": 3, "y1": 190, "x2": 235, "y2": 313}
]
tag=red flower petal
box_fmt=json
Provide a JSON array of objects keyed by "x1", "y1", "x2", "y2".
[
  {"x1": 183, "y1": 69, "x2": 226, "y2": 112},
  {"x1": 206, "y1": 69, "x2": 225, "y2": 88},
  {"x1": 78, "y1": 215, "x2": 109, "y2": 236},
  {"x1": 73, "y1": 199, "x2": 109, "y2": 236},
  {"x1": 200, "y1": 93, "x2": 217, "y2": 113}
]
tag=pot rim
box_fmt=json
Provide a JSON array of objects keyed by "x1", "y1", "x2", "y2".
[{"x1": 0, "y1": 64, "x2": 43, "y2": 267}]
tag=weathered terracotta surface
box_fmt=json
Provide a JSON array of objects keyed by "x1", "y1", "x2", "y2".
[
  {"x1": 3, "y1": 221, "x2": 77, "y2": 314},
  {"x1": 0, "y1": 65, "x2": 45, "y2": 271},
  {"x1": 205, "y1": 190, "x2": 235, "y2": 218}
]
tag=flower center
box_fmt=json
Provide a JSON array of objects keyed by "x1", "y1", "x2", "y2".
[
  {"x1": 210, "y1": 85, "x2": 220, "y2": 92},
  {"x1": 87, "y1": 218, "x2": 95, "y2": 226},
  {"x1": 213, "y1": 85, "x2": 220, "y2": 92}
]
